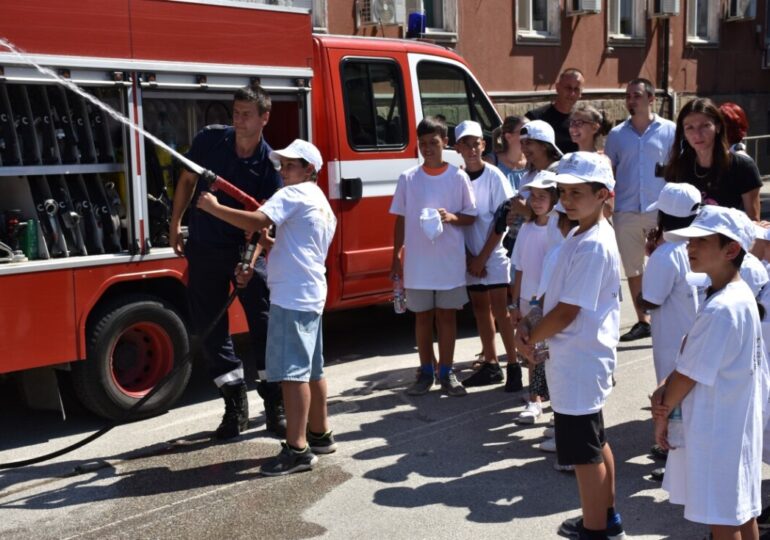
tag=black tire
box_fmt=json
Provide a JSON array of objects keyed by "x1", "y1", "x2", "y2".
[{"x1": 71, "y1": 294, "x2": 191, "y2": 420}]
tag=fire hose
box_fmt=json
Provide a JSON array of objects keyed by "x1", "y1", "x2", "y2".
[{"x1": 0, "y1": 171, "x2": 261, "y2": 470}]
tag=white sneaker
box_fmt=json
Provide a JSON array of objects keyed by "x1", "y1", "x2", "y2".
[
  {"x1": 543, "y1": 427, "x2": 555, "y2": 438},
  {"x1": 517, "y1": 401, "x2": 542, "y2": 424},
  {"x1": 553, "y1": 461, "x2": 574, "y2": 473},
  {"x1": 539, "y1": 437, "x2": 557, "y2": 452}
]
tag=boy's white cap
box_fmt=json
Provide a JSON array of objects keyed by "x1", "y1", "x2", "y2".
[
  {"x1": 663, "y1": 205, "x2": 755, "y2": 252},
  {"x1": 740, "y1": 252, "x2": 769, "y2": 297},
  {"x1": 754, "y1": 223, "x2": 770, "y2": 241},
  {"x1": 419, "y1": 207, "x2": 443, "y2": 242},
  {"x1": 454, "y1": 120, "x2": 483, "y2": 141},
  {"x1": 519, "y1": 120, "x2": 563, "y2": 156},
  {"x1": 646, "y1": 183, "x2": 701, "y2": 217},
  {"x1": 555, "y1": 151, "x2": 616, "y2": 191},
  {"x1": 520, "y1": 170, "x2": 558, "y2": 192},
  {"x1": 269, "y1": 139, "x2": 323, "y2": 172}
]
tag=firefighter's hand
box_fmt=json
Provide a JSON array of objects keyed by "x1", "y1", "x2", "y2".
[
  {"x1": 257, "y1": 227, "x2": 274, "y2": 252},
  {"x1": 234, "y1": 264, "x2": 254, "y2": 289},
  {"x1": 196, "y1": 192, "x2": 219, "y2": 214},
  {"x1": 170, "y1": 223, "x2": 185, "y2": 257}
]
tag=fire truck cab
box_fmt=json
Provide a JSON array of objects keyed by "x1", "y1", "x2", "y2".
[{"x1": 0, "y1": 0, "x2": 501, "y2": 419}]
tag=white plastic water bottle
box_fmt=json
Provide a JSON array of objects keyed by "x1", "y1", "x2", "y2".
[
  {"x1": 526, "y1": 297, "x2": 549, "y2": 364},
  {"x1": 667, "y1": 405, "x2": 685, "y2": 448},
  {"x1": 393, "y1": 275, "x2": 406, "y2": 314}
]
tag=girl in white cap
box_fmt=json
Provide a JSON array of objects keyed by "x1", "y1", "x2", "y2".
[{"x1": 197, "y1": 139, "x2": 338, "y2": 476}]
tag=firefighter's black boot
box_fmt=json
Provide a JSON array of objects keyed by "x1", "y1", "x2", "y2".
[
  {"x1": 256, "y1": 380, "x2": 286, "y2": 438},
  {"x1": 215, "y1": 381, "x2": 249, "y2": 440}
]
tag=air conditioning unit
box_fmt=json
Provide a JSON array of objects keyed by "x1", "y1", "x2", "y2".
[
  {"x1": 725, "y1": 0, "x2": 756, "y2": 21},
  {"x1": 566, "y1": 0, "x2": 601, "y2": 16},
  {"x1": 648, "y1": 0, "x2": 680, "y2": 18},
  {"x1": 357, "y1": 0, "x2": 404, "y2": 27}
]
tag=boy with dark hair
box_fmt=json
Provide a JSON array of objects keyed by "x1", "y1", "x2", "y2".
[
  {"x1": 652, "y1": 205, "x2": 765, "y2": 540},
  {"x1": 516, "y1": 152, "x2": 625, "y2": 539},
  {"x1": 390, "y1": 116, "x2": 477, "y2": 397}
]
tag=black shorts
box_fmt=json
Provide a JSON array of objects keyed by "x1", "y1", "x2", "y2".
[
  {"x1": 466, "y1": 283, "x2": 508, "y2": 292},
  {"x1": 554, "y1": 410, "x2": 607, "y2": 466}
]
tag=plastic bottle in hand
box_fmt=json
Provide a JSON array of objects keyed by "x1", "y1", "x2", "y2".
[
  {"x1": 526, "y1": 296, "x2": 549, "y2": 363},
  {"x1": 393, "y1": 275, "x2": 406, "y2": 314},
  {"x1": 667, "y1": 405, "x2": 685, "y2": 448}
]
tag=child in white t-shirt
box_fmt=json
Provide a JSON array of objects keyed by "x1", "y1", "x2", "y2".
[
  {"x1": 510, "y1": 171, "x2": 560, "y2": 424},
  {"x1": 452, "y1": 121, "x2": 522, "y2": 391},
  {"x1": 515, "y1": 152, "x2": 625, "y2": 539},
  {"x1": 196, "y1": 139, "x2": 337, "y2": 477},
  {"x1": 639, "y1": 183, "x2": 702, "y2": 384},
  {"x1": 652, "y1": 205, "x2": 765, "y2": 538},
  {"x1": 390, "y1": 117, "x2": 477, "y2": 397}
]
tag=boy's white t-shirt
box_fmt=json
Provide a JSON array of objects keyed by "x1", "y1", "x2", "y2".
[
  {"x1": 259, "y1": 182, "x2": 337, "y2": 314},
  {"x1": 511, "y1": 219, "x2": 552, "y2": 303},
  {"x1": 536, "y1": 214, "x2": 569, "y2": 299},
  {"x1": 642, "y1": 241, "x2": 699, "y2": 384},
  {"x1": 390, "y1": 164, "x2": 477, "y2": 290},
  {"x1": 543, "y1": 219, "x2": 621, "y2": 415},
  {"x1": 663, "y1": 280, "x2": 765, "y2": 526},
  {"x1": 464, "y1": 165, "x2": 514, "y2": 286},
  {"x1": 755, "y1": 282, "x2": 770, "y2": 465}
]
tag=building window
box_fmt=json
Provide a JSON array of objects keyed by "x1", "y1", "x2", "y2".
[
  {"x1": 686, "y1": 0, "x2": 718, "y2": 45},
  {"x1": 608, "y1": 0, "x2": 645, "y2": 44},
  {"x1": 408, "y1": 0, "x2": 457, "y2": 43},
  {"x1": 516, "y1": 0, "x2": 560, "y2": 43},
  {"x1": 311, "y1": 0, "x2": 327, "y2": 32}
]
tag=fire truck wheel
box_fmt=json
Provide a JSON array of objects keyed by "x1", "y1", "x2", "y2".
[{"x1": 72, "y1": 294, "x2": 191, "y2": 420}]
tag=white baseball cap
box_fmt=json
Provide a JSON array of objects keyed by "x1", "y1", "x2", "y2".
[
  {"x1": 555, "y1": 151, "x2": 616, "y2": 191},
  {"x1": 520, "y1": 170, "x2": 558, "y2": 192},
  {"x1": 270, "y1": 139, "x2": 323, "y2": 172},
  {"x1": 740, "y1": 252, "x2": 769, "y2": 297},
  {"x1": 419, "y1": 207, "x2": 443, "y2": 242},
  {"x1": 520, "y1": 120, "x2": 563, "y2": 156},
  {"x1": 454, "y1": 120, "x2": 483, "y2": 141},
  {"x1": 664, "y1": 205, "x2": 756, "y2": 252},
  {"x1": 754, "y1": 223, "x2": 770, "y2": 241},
  {"x1": 646, "y1": 183, "x2": 702, "y2": 217}
]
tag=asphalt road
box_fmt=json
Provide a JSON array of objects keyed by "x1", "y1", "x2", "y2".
[{"x1": 2, "y1": 285, "x2": 769, "y2": 539}]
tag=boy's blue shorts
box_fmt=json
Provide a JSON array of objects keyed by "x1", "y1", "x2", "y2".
[{"x1": 265, "y1": 304, "x2": 324, "y2": 383}]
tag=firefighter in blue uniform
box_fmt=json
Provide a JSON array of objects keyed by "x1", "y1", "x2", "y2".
[{"x1": 169, "y1": 84, "x2": 285, "y2": 439}]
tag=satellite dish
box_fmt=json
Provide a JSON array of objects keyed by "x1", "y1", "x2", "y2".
[{"x1": 372, "y1": 0, "x2": 396, "y2": 24}]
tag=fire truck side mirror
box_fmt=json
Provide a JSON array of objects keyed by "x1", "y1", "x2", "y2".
[{"x1": 341, "y1": 177, "x2": 363, "y2": 201}]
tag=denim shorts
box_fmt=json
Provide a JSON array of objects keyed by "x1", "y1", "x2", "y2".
[{"x1": 265, "y1": 304, "x2": 324, "y2": 383}]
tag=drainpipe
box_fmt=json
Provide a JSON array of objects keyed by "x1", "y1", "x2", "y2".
[{"x1": 661, "y1": 17, "x2": 673, "y2": 119}]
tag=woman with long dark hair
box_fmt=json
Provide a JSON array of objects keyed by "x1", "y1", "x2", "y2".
[{"x1": 664, "y1": 97, "x2": 761, "y2": 220}]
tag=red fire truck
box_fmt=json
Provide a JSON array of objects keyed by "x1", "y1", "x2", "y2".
[{"x1": 0, "y1": 0, "x2": 501, "y2": 419}]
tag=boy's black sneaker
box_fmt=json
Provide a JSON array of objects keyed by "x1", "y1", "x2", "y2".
[
  {"x1": 558, "y1": 515, "x2": 626, "y2": 539},
  {"x1": 307, "y1": 430, "x2": 338, "y2": 455},
  {"x1": 462, "y1": 362, "x2": 504, "y2": 387},
  {"x1": 260, "y1": 442, "x2": 318, "y2": 476},
  {"x1": 439, "y1": 372, "x2": 467, "y2": 397},
  {"x1": 505, "y1": 363, "x2": 524, "y2": 392},
  {"x1": 650, "y1": 467, "x2": 665, "y2": 481},
  {"x1": 407, "y1": 371, "x2": 434, "y2": 395},
  {"x1": 650, "y1": 444, "x2": 668, "y2": 460},
  {"x1": 619, "y1": 321, "x2": 651, "y2": 342}
]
